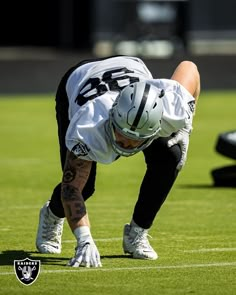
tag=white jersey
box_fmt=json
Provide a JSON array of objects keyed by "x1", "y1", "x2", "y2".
[{"x1": 65, "y1": 56, "x2": 195, "y2": 164}]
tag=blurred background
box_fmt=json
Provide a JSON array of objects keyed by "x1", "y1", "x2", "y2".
[{"x1": 0, "y1": 0, "x2": 236, "y2": 93}]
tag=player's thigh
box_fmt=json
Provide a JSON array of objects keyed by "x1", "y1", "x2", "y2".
[{"x1": 143, "y1": 137, "x2": 181, "y2": 167}]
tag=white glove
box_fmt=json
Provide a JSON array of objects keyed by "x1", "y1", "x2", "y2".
[
  {"x1": 167, "y1": 126, "x2": 192, "y2": 171},
  {"x1": 67, "y1": 226, "x2": 102, "y2": 268}
]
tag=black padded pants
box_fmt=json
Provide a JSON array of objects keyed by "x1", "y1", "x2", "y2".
[{"x1": 133, "y1": 137, "x2": 181, "y2": 229}]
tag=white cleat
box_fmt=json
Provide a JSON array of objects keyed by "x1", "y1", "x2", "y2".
[
  {"x1": 36, "y1": 201, "x2": 64, "y2": 254},
  {"x1": 123, "y1": 223, "x2": 158, "y2": 260}
]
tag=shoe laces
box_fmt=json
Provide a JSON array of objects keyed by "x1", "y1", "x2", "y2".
[
  {"x1": 42, "y1": 209, "x2": 63, "y2": 242},
  {"x1": 132, "y1": 227, "x2": 153, "y2": 250}
]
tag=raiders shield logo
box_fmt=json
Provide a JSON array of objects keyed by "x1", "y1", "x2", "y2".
[
  {"x1": 14, "y1": 258, "x2": 40, "y2": 286},
  {"x1": 71, "y1": 141, "x2": 90, "y2": 157}
]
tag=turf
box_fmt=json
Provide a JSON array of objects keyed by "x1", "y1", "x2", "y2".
[{"x1": 0, "y1": 92, "x2": 236, "y2": 295}]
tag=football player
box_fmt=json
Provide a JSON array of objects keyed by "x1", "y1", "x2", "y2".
[{"x1": 36, "y1": 56, "x2": 200, "y2": 267}]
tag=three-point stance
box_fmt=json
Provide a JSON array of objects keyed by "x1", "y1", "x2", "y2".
[{"x1": 36, "y1": 55, "x2": 200, "y2": 267}]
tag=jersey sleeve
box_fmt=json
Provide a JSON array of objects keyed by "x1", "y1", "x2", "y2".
[
  {"x1": 146, "y1": 79, "x2": 195, "y2": 137},
  {"x1": 65, "y1": 107, "x2": 94, "y2": 161},
  {"x1": 65, "y1": 94, "x2": 118, "y2": 164}
]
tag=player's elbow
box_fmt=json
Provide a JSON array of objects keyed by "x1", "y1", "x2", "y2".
[
  {"x1": 179, "y1": 60, "x2": 201, "y2": 101},
  {"x1": 185, "y1": 61, "x2": 200, "y2": 101},
  {"x1": 180, "y1": 60, "x2": 199, "y2": 73}
]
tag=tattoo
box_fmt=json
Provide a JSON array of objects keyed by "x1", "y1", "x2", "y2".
[
  {"x1": 61, "y1": 151, "x2": 92, "y2": 225},
  {"x1": 62, "y1": 183, "x2": 87, "y2": 223},
  {"x1": 62, "y1": 151, "x2": 91, "y2": 188},
  {"x1": 66, "y1": 201, "x2": 86, "y2": 223},
  {"x1": 63, "y1": 168, "x2": 76, "y2": 183},
  {"x1": 62, "y1": 184, "x2": 79, "y2": 201}
]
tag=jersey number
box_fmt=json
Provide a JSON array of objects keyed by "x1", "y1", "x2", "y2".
[{"x1": 75, "y1": 68, "x2": 139, "y2": 106}]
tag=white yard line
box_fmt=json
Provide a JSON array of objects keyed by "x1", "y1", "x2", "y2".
[
  {"x1": 183, "y1": 248, "x2": 236, "y2": 253},
  {"x1": 64, "y1": 239, "x2": 236, "y2": 253},
  {"x1": 1, "y1": 261, "x2": 236, "y2": 276},
  {"x1": 0, "y1": 205, "x2": 40, "y2": 210},
  {"x1": 63, "y1": 237, "x2": 122, "y2": 243}
]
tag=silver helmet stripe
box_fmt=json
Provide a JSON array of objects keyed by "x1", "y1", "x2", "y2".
[{"x1": 130, "y1": 83, "x2": 150, "y2": 131}]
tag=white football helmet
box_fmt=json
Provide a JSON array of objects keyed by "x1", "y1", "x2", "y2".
[{"x1": 107, "y1": 81, "x2": 164, "y2": 156}]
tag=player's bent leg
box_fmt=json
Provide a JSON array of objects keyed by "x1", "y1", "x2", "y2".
[
  {"x1": 123, "y1": 137, "x2": 181, "y2": 259},
  {"x1": 133, "y1": 137, "x2": 181, "y2": 228},
  {"x1": 123, "y1": 220, "x2": 158, "y2": 260},
  {"x1": 36, "y1": 201, "x2": 64, "y2": 254}
]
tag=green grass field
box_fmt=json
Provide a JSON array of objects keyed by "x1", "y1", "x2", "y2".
[{"x1": 0, "y1": 91, "x2": 236, "y2": 295}]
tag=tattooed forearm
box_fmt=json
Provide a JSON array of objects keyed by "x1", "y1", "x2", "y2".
[
  {"x1": 62, "y1": 183, "x2": 86, "y2": 224},
  {"x1": 63, "y1": 168, "x2": 76, "y2": 183},
  {"x1": 61, "y1": 151, "x2": 92, "y2": 226},
  {"x1": 66, "y1": 201, "x2": 86, "y2": 223},
  {"x1": 63, "y1": 151, "x2": 92, "y2": 189},
  {"x1": 62, "y1": 183, "x2": 80, "y2": 201}
]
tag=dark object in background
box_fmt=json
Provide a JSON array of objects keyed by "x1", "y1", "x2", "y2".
[
  {"x1": 211, "y1": 130, "x2": 236, "y2": 187},
  {"x1": 211, "y1": 165, "x2": 236, "y2": 187},
  {"x1": 215, "y1": 131, "x2": 236, "y2": 160}
]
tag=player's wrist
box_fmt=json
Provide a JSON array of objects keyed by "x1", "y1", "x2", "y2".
[
  {"x1": 183, "y1": 126, "x2": 192, "y2": 134},
  {"x1": 183, "y1": 120, "x2": 193, "y2": 134},
  {"x1": 73, "y1": 226, "x2": 91, "y2": 242}
]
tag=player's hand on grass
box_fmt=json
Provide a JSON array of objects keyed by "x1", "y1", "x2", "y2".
[
  {"x1": 167, "y1": 126, "x2": 192, "y2": 171},
  {"x1": 68, "y1": 240, "x2": 101, "y2": 268},
  {"x1": 68, "y1": 228, "x2": 102, "y2": 268}
]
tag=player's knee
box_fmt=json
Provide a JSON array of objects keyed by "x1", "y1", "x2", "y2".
[
  {"x1": 168, "y1": 143, "x2": 182, "y2": 167},
  {"x1": 144, "y1": 138, "x2": 181, "y2": 168}
]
